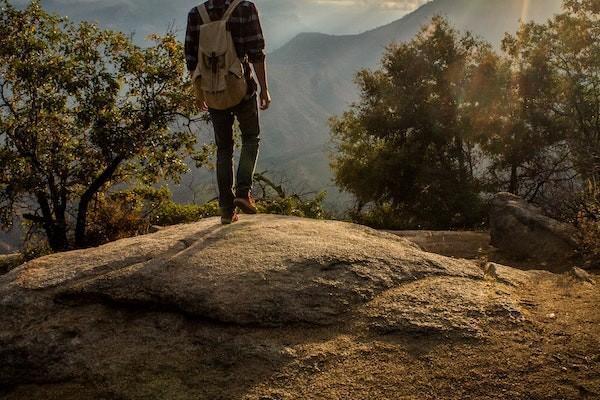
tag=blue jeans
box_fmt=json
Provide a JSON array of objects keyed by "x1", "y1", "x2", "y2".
[{"x1": 208, "y1": 95, "x2": 260, "y2": 212}]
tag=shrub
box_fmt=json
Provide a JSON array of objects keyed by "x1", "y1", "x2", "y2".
[
  {"x1": 85, "y1": 188, "x2": 169, "y2": 246},
  {"x1": 348, "y1": 194, "x2": 488, "y2": 231},
  {"x1": 20, "y1": 182, "x2": 330, "y2": 254},
  {"x1": 152, "y1": 200, "x2": 220, "y2": 226},
  {"x1": 256, "y1": 192, "x2": 329, "y2": 220}
]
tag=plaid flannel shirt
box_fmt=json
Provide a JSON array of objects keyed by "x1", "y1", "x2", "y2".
[{"x1": 185, "y1": 0, "x2": 266, "y2": 94}]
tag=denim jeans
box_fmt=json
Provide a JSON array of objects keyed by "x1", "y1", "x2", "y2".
[{"x1": 209, "y1": 94, "x2": 260, "y2": 212}]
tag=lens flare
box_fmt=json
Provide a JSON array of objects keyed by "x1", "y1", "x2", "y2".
[{"x1": 520, "y1": 0, "x2": 530, "y2": 22}]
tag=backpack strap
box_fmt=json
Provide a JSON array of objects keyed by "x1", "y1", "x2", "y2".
[
  {"x1": 196, "y1": 4, "x2": 211, "y2": 24},
  {"x1": 222, "y1": 0, "x2": 243, "y2": 21}
]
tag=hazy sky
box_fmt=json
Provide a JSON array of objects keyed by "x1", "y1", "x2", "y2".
[{"x1": 11, "y1": 0, "x2": 430, "y2": 49}]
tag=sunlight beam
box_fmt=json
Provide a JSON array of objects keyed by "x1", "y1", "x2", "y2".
[{"x1": 521, "y1": 0, "x2": 530, "y2": 22}]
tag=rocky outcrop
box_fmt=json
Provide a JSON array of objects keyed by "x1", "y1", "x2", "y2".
[
  {"x1": 0, "y1": 215, "x2": 598, "y2": 400},
  {"x1": 490, "y1": 192, "x2": 579, "y2": 266}
]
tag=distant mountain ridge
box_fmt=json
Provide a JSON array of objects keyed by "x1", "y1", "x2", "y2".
[{"x1": 255, "y1": 0, "x2": 563, "y2": 202}]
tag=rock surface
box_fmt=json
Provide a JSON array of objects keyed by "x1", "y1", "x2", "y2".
[
  {"x1": 1, "y1": 215, "x2": 598, "y2": 400},
  {"x1": 490, "y1": 192, "x2": 579, "y2": 267}
]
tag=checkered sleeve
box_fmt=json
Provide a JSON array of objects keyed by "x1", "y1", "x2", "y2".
[
  {"x1": 239, "y1": 2, "x2": 266, "y2": 63},
  {"x1": 185, "y1": 8, "x2": 201, "y2": 73}
]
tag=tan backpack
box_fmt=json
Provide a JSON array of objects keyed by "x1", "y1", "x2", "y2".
[{"x1": 192, "y1": 0, "x2": 248, "y2": 110}]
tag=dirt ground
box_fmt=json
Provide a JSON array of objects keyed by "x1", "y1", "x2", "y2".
[
  {"x1": 237, "y1": 232, "x2": 600, "y2": 400},
  {"x1": 238, "y1": 273, "x2": 599, "y2": 400}
]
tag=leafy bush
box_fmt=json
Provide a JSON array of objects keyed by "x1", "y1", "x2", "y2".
[
  {"x1": 348, "y1": 203, "x2": 406, "y2": 231},
  {"x1": 256, "y1": 192, "x2": 328, "y2": 220},
  {"x1": 83, "y1": 184, "x2": 327, "y2": 248},
  {"x1": 86, "y1": 188, "x2": 169, "y2": 246},
  {"x1": 152, "y1": 200, "x2": 220, "y2": 226},
  {"x1": 84, "y1": 187, "x2": 222, "y2": 246},
  {"x1": 21, "y1": 239, "x2": 53, "y2": 262},
  {"x1": 349, "y1": 198, "x2": 488, "y2": 231}
]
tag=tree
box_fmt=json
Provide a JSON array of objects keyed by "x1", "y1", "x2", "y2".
[
  {"x1": 330, "y1": 17, "x2": 488, "y2": 229},
  {"x1": 468, "y1": 39, "x2": 571, "y2": 200},
  {"x1": 504, "y1": 0, "x2": 600, "y2": 181},
  {"x1": 0, "y1": 1, "x2": 206, "y2": 250}
]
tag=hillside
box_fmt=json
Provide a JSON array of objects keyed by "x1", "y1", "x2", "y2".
[
  {"x1": 255, "y1": 0, "x2": 563, "y2": 200},
  {"x1": 17, "y1": 0, "x2": 401, "y2": 51},
  {"x1": 1, "y1": 215, "x2": 598, "y2": 399}
]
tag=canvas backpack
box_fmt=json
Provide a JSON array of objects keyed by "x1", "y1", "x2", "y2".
[{"x1": 192, "y1": 0, "x2": 248, "y2": 110}]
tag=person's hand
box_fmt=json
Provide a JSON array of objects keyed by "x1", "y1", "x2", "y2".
[
  {"x1": 200, "y1": 101, "x2": 208, "y2": 112},
  {"x1": 259, "y1": 89, "x2": 271, "y2": 110}
]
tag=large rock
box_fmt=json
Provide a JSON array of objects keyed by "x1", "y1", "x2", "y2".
[
  {"x1": 490, "y1": 192, "x2": 579, "y2": 266},
  {"x1": 0, "y1": 215, "x2": 598, "y2": 400}
]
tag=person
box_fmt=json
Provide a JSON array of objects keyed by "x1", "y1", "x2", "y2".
[{"x1": 185, "y1": 0, "x2": 271, "y2": 224}]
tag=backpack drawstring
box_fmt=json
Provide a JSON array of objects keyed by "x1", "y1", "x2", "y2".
[
  {"x1": 209, "y1": 52, "x2": 218, "y2": 91},
  {"x1": 209, "y1": 52, "x2": 219, "y2": 74}
]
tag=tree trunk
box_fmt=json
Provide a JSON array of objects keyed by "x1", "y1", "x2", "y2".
[
  {"x1": 47, "y1": 223, "x2": 69, "y2": 252},
  {"x1": 38, "y1": 192, "x2": 68, "y2": 251},
  {"x1": 75, "y1": 156, "x2": 124, "y2": 248},
  {"x1": 455, "y1": 136, "x2": 467, "y2": 185},
  {"x1": 509, "y1": 163, "x2": 519, "y2": 195},
  {"x1": 24, "y1": 193, "x2": 69, "y2": 252}
]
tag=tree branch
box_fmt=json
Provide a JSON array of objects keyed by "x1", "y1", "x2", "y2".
[{"x1": 75, "y1": 154, "x2": 125, "y2": 247}]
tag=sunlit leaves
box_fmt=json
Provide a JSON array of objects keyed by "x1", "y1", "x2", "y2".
[
  {"x1": 0, "y1": 0, "x2": 205, "y2": 248},
  {"x1": 331, "y1": 17, "x2": 487, "y2": 229},
  {"x1": 505, "y1": 0, "x2": 600, "y2": 180}
]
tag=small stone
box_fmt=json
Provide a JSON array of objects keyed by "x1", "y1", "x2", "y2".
[
  {"x1": 148, "y1": 225, "x2": 164, "y2": 233},
  {"x1": 546, "y1": 313, "x2": 556, "y2": 319},
  {"x1": 483, "y1": 262, "x2": 498, "y2": 279},
  {"x1": 571, "y1": 267, "x2": 595, "y2": 284}
]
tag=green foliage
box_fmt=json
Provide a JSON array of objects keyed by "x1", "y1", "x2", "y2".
[
  {"x1": 81, "y1": 180, "x2": 327, "y2": 249},
  {"x1": 256, "y1": 192, "x2": 328, "y2": 220},
  {"x1": 333, "y1": 2, "x2": 599, "y2": 233},
  {"x1": 331, "y1": 17, "x2": 487, "y2": 229},
  {"x1": 81, "y1": 185, "x2": 327, "y2": 249},
  {"x1": 469, "y1": 40, "x2": 570, "y2": 199},
  {"x1": 253, "y1": 172, "x2": 329, "y2": 219},
  {"x1": 503, "y1": 0, "x2": 600, "y2": 182},
  {"x1": 152, "y1": 199, "x2": 220, "y2": 226},
  {"x1": 21, "y1": 241, "x2": 53, "y2": 262},
  {"x1": 85, "y1": 187, "x2": 169, "y2": 245},
  {"x1": 347, "y1": 203, "x2": 406, "y2": 231},
  {"x1": 84, "y1": 187, "x2": 218, "y2": 246},
  {"x1": 0, "y1": 1, "x2": 208, "y2": 251}
]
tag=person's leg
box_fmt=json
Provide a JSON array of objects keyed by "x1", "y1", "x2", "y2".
[
  {"x1": 233, "y1": 95, "x2": 260, "y2": 199},
  {"x1": 209, "y1": 108, "x2": 236, "y2": 215}
]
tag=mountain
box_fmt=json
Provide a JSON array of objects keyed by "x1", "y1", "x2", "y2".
[
  {"x1": 16, "y1": 0, "x2": 414, "y2": 51},
  {"x1": 14, "y1": 0, "x2": 308, "y2": 50},
  {"x1": 249, "y1": 0, "x2": 563, "y2": 206}
]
